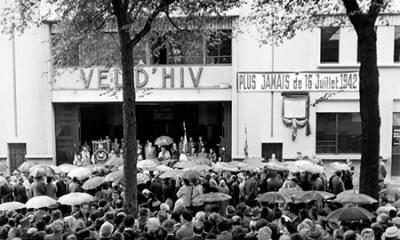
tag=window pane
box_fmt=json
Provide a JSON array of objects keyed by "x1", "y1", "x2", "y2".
[
  {"x1": 167, "y1": 31, "x2": 203, "y2": 64},
  {"x1": 337, "y1": 113, "x2": 361, "y2": 153},
  {"x1": 206, "y1": 30, "x2": 232, "y2": 64},
  {"x1": 320, "y1": 27, "x2": 339, "y2": 63},
  {"x1": 97, "y1": 33, "x2": 120, "y2": 66},
  {"x1": 316, "y1": 113, "x2": 337, "y2": 153},
  {"x1": 133, "y1": 40, "x2": 146, "y2": 65},
  {"x1": 394, "y1": 26, "x2": 400, "y2": 62}
]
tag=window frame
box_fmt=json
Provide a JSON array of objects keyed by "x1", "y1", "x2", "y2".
[{"x1": 320, "y1": 26, "x2": 340, "y2": 63}]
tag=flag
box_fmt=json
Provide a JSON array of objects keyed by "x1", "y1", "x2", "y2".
[
  {"x1": 244, "y1": 125, "x2": 249, "y2": 159},
  {"x1": 183, "y1": 121, "x2": 188, "y2": 153}
]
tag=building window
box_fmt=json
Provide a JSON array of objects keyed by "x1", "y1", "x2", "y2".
[
  {"x1": 394, "y1": 26, "x2": 400, "y2": 62},
  {"x1": 320, "y1": 27, "x2": 340, "y2": 63},
  {"x1": 316, "y1": 113, "x2": 361, "y2": 153},
  {"x1": 206, "y1": 30, "x2": 232, "y2": 64}
]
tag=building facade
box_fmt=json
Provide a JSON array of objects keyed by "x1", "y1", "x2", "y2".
[{"x1": 1, "y1": 13, "x2": 400, "y2": 183}]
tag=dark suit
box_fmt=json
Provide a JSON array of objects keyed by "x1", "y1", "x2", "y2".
[
  {"x1": 56, "y1": 180, "x2": 68, "y2": 198},
  {"x1": 14, "y1": 183, "x2": 27, "y2": 203},
  {"x1": 0, "y1": 182, "x2": 13, "y2": 203}
]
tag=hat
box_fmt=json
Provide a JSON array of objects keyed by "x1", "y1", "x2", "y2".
[
  {"x1": 258, "y1": 226, "x2": 272, "y2": 240},
  {"x1": 99, "y1": 221, "x2": 114, "y2": 238},
  {"x1": 383, "y1": 226, "x2": 400, "y2": 240},
  {"x1": 162, "y1": 219, "x2": 175, "y2": 233},
  {"x1": 377, "y1": 213, "x2": 389, "y2": 224},
  {"x1": 393, "y1": 217, "x2": 400, "y2": 227},
  {"x1": 361, "y1": 228, "x2": 374, "y2": 239},
  {"x1": 306, "y1": 225, "x2": 322, "y2": 240}
]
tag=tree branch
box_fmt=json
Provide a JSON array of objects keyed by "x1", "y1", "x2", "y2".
[
  {"x1": 164, "y1": 8, "x2": 184, "y2": 31},
  {"x1": 130, "y1": 0, "x2": 176, "y2": 47},
  {"x1": 341, "y1": 0, "x2": 361, "y2": 30},
  {"x1": 368, "y1": 0, "x2": 383, "y2": 21}
]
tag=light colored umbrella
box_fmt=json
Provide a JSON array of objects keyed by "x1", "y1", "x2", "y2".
[
  {"x1": 159, "y1": 169, "x2": 182, "y2": 179},
  {"x1": 137, "y1": 173, "x2": 150, "y2": 185},
  {"x1": 327, "y1": 206, "x2": 375, "y2": 222},
  {"x1": 30, "y1": 165, "x2": 56, "y2": 177},
  {"x1": 179, "y1": 169, "x2": 202, "y2": 180},
  {"x1": 256, "y1": 192, "x2": 292, "y2": 204},
  {"x1": 191, "y1": 164, "x2": 212, "y2": 172},
  {"x1": 82, "y1": 176, "x2": 105, "y2": 190},
  {"x1": 174, "y1": 161, "x2": 197, "y2": 169},
  {"x1": 329, "y1": 162, "x2": 351, "y2": 171},
  {"x1": 49, "y1": 165, "x2": 61, "y2": 174},
  {"x1": 265, "y1": 161, "x2": 288, "y2": 171},
  {"x1": 26, "y1": 196, "x2": 57, "y2": 209},
  {"x1": 18, "y1": 161, "x2": 39, "y2": 172},
  {"x1": 295, "y1": 160, "x2": 324, "y2": 174},
  {"x1": 154, "y1": 136, "x2": 174, "y2": 146},
  {"x1": 137, "y1": 159, "x2": 159, "y2": 170},
  {"x1": 0, "y1": 201, "x2": 26, "y2": 211},
  {"x1": 284, "y1": 161, "x2": 303, "y2": 173},
  {"x1": 104, "y1": 171, "x2": 123, "y2": 183},
  {"x1": 155, "y1": 165, "x2": 173, "y2": 172},
  {"x1": 192, "y1": 192, "x2": 232, "y2": 204},
  {"x1": 232, "y1": 161, "x2": 248, "y2": 168},
  {"x1": 193, "y1": 157, "x2": 212, "y2": 166},
  {"x1": 278, "y1": 187, "x2": 303, "y2": 197},
  {"x1": 86, "y1": 164, "x2": 107, "y2": 173},
  {"x1": 240, "y1": 161, "x2": 266, "y2": 170},
  {"x1": 104, "y1": 156, "x2": 123, "y2": 167},
  {"x1": 58, "y1": 164, "x2": 77, "y2": 173},
  {"x1": 68, "y1": 167, "x2": 92, "y2": 180},
  {"x1": 292, "y1": 191, "x2": 335, "y2": 203},
  {"x1": 380, "y1": 187, "x2": 400, "y2": 202},
  {"x1": 0, "y1": 176, "x2": 6, "y2": 186},
  {"x1": 213, "y1": 162, "x2": 239, "y2": 172},
  {"x1": 333, "y1": 190, "x2": 378, "y2": 204},
  {"x1": 58, "y1": 192, "x2": 95, "y2": 206}
]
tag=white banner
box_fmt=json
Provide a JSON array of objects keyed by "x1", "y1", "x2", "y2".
[{"x1": 237, "y1": 72, "x2": 359, "y2": 92}]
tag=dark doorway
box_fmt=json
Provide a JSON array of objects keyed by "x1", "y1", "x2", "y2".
[
  {"x1": 8, "y1": 143, "x2": 26, "y2": 173},
  {"x1": 262, "y1": 143, "x2": 283, "y2": 161}
]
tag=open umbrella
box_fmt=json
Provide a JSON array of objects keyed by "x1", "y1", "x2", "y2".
[
  {"x1": 155, "y1": 165, "x2": 173, "y2": 173},
  {"x1": 58, "y1": 164, "x2": 77, "y2": 173},
  {"x1": 105, "y1": 156, "x2": 123, "y2": 167},
  {"x1": 82, "y1": 176, "x2": 105, "y2": 190},
  {"x1": 18, "y1": 161, "x2": 39, "y2": 172},
  {"x1": 192, "y1": 192, "x2": 232, "y2": 205},
  {"x1": 0, "y1": 176, "x2": 6, "y2": 186},
  {"x1": 333, "y1": 190, "x2": 378, "y2": 204},
  {"x1": 284, "y1": 161, "x2": 303, "y2": 173},
  {"x1": 327, "y1": 206, "x2": 375, "y2": 222},
  {"x1": 265, "y1": 161, "x2": 288, "y2": 171},
  {"x1": 329, "y1": 162, "x2": 351, "y2": 171},
  {"x1": 240, "y1": 161, "x2": 266, "y2": 170},
  {"x1": 137, "y1": 173, "x2": 150, "y2": 185},
  {"x1": 86, "y1": 164, "x2": 107, "y2": 173},
  {"x1": 30, "y1": 165, "x2": 56, "y2": 177},
  {"x1": 256, "y1": 192, "x2": 292, "y2": 204},
  {"x1": 191, "y1": 165, "x2": 212, "y2": 172},
  {"x1": 213, "y1": 162, "x2": 239, "y2": 172},
  {"x1": 391, "y1": 199, "x2": 400, "y2": 208},
  {"x1": 159, "y1": 169, "x2": 182, "y2": 179},
  {"x1": 0, "y1": 201, "x2": 26, "y2": 211},
  {"x1": 174, "y1": 161, "x2": 197, "y2": 169},
  {"x1": 295, "y1": 160, "x2": 324, "y2": 174},
  {"x1": 137, "y1": 159, "x2": 159, "y2": 170},
  {"x1": 380, "y1": 187, "x2": 400, "y2": 202},
  {"x1": 68, "y1": 167, "x2": 92, "y2": 180},
  {"x1": 58, "y1": 192, "x2": 95, "y2": 206},
  {"x1": 154, "y1": 136, "x2": 173, "y2": 146},
  {"x1": 279, "y1": 187, "x2": 303, "y2": 197},
  {"x1": 193, "y1": 157, "x2": 212, "y2": 166},
  {"x1": 26, "y1": 196, "x2": 57, "y2": 209},
  {"x1": 104, "y1": 171, "x2": 123, "y2": 183},
  {"x1": 232, "y1": 161, "x2": 248, "y2": 169},
  {"x1": 179, "y1": 169, "x2": 202, "y2": 180},
  {"x1": 292, "y1": 191, "x2": 335, "y2": 203}
]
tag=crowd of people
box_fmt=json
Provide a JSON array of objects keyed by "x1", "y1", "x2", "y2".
[{"x1": 0, "y1": 153, "x2": 394, "y2": 240}]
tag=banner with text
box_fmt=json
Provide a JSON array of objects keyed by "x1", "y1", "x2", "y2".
[{"x1": 237, "y1": 72, "x2": 359, "y2": 92}]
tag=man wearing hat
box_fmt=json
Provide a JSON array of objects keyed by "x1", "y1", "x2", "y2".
[
  {"x1": 14, "y1": 177, "x2": 27, "y2": 203},
  {"x1": 122, "y1": 215, "x2": 137, "y2": 239},
  {"x1": 382, "y1": 226, "x2": 400, "y2": 240}
]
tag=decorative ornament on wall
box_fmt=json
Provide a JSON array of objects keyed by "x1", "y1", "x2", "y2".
[{"x1": 281, "y1": 92, "x2": 311, "y2": 141}]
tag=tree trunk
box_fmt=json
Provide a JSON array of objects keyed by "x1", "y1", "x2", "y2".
[{"x1": 357, "y1": 20, "x2": 380, "y2": 200}]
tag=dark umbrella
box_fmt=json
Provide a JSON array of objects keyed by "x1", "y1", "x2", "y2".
[
  {"x1": 327, "y1": 206, "x2": 375, "y2": 222},
  {"x1": 256, "y1": 192, "x2": 292, "y2": 204}
]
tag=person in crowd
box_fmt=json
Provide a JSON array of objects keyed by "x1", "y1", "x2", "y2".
[
  {"x1": 189, "y1": 137, "x2": 197, "y2": 152},
  {"x1": 0, "y1": 176, "x2": 13, "y2": 203},
  {"x1": 197, "y1": 136, "x2": 207, "y2": 153},
  {"x1": 31, "y1": 176, "x2": 47, "y2": 197},
  {"x1": 73, "y1": 152, "x2": 83, "y2": 166},
  {"x1": 80, "y1": 146, "x2": 91, "y2": 166},
  {"x1": 187, "y1": 147, "x2": 198, "y2": 161},
  {"x1": 178, "y1": 136, "x2": 185, "y2": 154},
  {"x1": 13, "y1": 177, "x2": 27, "y2": 203},
  {"x1": 56, "y1": 174, "x2": 69, "y2": 198},
  {"x1": 69, "y1": 177, "x2": 82, "y2": 193},
  {"x1": 217, "y1": 136, "x2": 226, "y2": 162},
  {"x1": 379, "y1": 156, "x2": 387, "y2": 188},
  {"x1": 158, "y1": 146, "x2": 171, "y2": 161},
  {"x1": 170, "y1": 143, "x2": 180, "y2": 160},
  {"x1": 198, "y1": 146, "x2": 209, "y2": 159},
  {"x1": 45, "y1": 177, "x2": 57, "y2": 199},
  {"x1": 111, "y1": 138, "x2": 120, "y2": 153},
  {"x1": 176, "y1": 178, "x2": 193, "y2": 208},
  {"x1": 209, "y1": 148, "x2": 217, "y2": 163},
  {"x1": 145, "y1": 140, "x2": 157, "y2": 160},
  {"x1": 329, "y1": 170, "x2": 345, "y2": 195}
]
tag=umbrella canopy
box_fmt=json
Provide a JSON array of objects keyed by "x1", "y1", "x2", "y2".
[
  {"x1": 155, "y1": 165, "x2": 173, "y2": 173},
  {"x1": 154, "y1": 136, "x2": 174, "y2": 146},
  {"x1": 26, "y1": 196, "x2": 57, "y2": 209},
  {"x1": 104, "y1": 171, "x2": 123, "y2": 183},
  {"x1": 179, "y1": 169, "x2": 202, "y2": 180},
  {"x1": 240, "y1": 162, "x2": 266, "y2": 170},
  {"x1": 137, "y1": 173, "x2": 150, "y2": 185},
  {"x1": 0, "y1": 176, "x2": 6, "y2": 186},
  {"x1": 292, "y1": 191, "x2": 335, "y2": 203},
  {"x1": 192, "y1": 192, "x2": 232, "y2": 205},
  {"x1": 327, "y1": 206, "x2": 375, "y2": 222},
  {"x1": 213, "y1": 162, "x2": 239, "y2": 172},
  {"x1": 86, "y1": 164, "x2": 107, "y2": 173},
  {"x1": 380, "y1": 187, "x2": 400, "y2": 202},
  {"x1": 329, "y1": 162, "x2": 351, "y2": 171},
  {"x1": 58, "y1": 164, "x2": 77, "y2": 173},
  {"x1": 391, "y1": 199, "x2": 400, "y2": 208},
  {"x1": 232, "y1": 161, "x2": 248, "y2": 169},
  {"x1": 104, "y1": 156, "x2": 123, "y2": 167},
  {"x1": 278, "y1": 187, "x2": 303, "y2": 197},
  {"x1": 18, "y1": 161, "x2": 39, "y2": 172},
  {"x1": 256, "y1": 192, "x2": 292, "y2": 204},
  {"x1": 193, "y1": 157, "x2": 212, "y2": 166},
  {"x1": 174, "y1": 161, "x2": 197, "y2": 169},
  {"x1": 137, "y1": 159, "x2": 159, "y2": 170},
  {"x1": 283, "y1": 161, "x2": 303, "y2": 173},
  {"x1": 159, "y1": 169, "x2": 182, "y2": 179},
  {"x1": 191, "y1": 164, "x2": 212, "y2": 172},
  {"x1": 30, "y1": 165, "x2": 56, "y2": 177},
  {"x1": 82, "y1": 176, "x2": 105, "y2": 190},
  {"x1": 68, "y1": 167, "x2": 92, "y2": 180},
  {"x1": 265, "y1": 161, "x2": 288, "y2": 171},
  {"x1": 333, "y1": 190, "x2": 378, "y2": 204},
  {"x1": 295, "y1": 160, "x2": 324, "y2": 174},
  {"x1": 58, "y1": 192, "x2": 95, "y2": 206},
  {"x1": 0, "y1": 201, "x2": 26, "y2": 211}
]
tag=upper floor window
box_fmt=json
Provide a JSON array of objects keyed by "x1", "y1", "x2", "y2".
[
  {"x1": 316, "y1": 112, "x2": 361, "y2": 154},
  {"x1": 394, "y1": 26, "x2": 400, "y2": 62},
  {"x1": 320, "y1": 27, "x2": 340, "y2": 63}
]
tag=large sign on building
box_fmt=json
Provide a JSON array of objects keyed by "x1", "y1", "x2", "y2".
[
  {"x1": 237, "y1": 72, "x2": 359, "y2": 92},
  {"x1": 53, "y1": 66, "x2": 232, "y2": 90}
]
